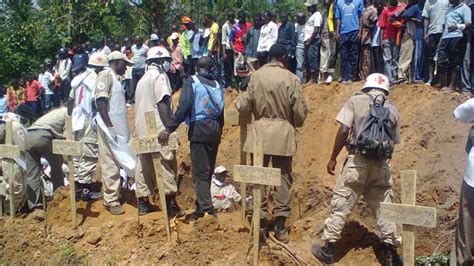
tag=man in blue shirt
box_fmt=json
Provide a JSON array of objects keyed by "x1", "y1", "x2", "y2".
[
  {"x1": 334, "y1": 0, "x2": 364, "y2": 83},
  {"x1": 437, "y1": 0, "x2": 471, "y2": 93}
]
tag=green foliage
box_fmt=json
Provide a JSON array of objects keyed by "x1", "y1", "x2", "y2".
[
  {"x1": 106, "y1": 255, "x2": 118, "y2": 266},
  {"x1": 57, "y1": 243, "x2": 76, "y2": 259},
  {"x1": 0, "y1": 0, "x2": 303, "y2": 85},
  {"x1": 416, "y1": 253, "x2": 450, "y2": 266}
]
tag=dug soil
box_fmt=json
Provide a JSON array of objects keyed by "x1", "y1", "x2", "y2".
[{"x1": 0, "y1": 82, "x2": 469, "y2": 265}]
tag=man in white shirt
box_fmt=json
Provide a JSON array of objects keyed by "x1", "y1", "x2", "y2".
[
  {"x1": 67, "y1": 52, "x2": 107, "y2": 202},
  {"x1": 221, "y1": 12, "x2": 237, "y2": 89},
  {"x1": 304, "y1": 1, "x2": 323, "y2": 84},
  {"x1": 451, "y1": 99, "x2": 474, "y2": 265},
  {"x1": 257, "y1": 11, "x2": 279, "y2": 64},
  {"x1": 295, "y1": 13, "x2": 306, "y2": 81},
  {"x1": 55, "y1": 47, "x2": 72, "y2": 105},
  {"x1": 210, "y1": 166, "x2": 241, "y2": 212},
  {"x1": 130, "y1": 36, "x2": 149, "y2": 104},
  {"x1": 38, "y1": 64, "x2": 54, "y2": 112}
]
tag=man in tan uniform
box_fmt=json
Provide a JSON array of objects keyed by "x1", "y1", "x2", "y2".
[
  {"x1": 312, "y1": 73, "x2": 402, "y2": 265},
  {"x1": 95, "y1": 51, "x2": 134, "y2": 215},
  {"x1": 24, "y1": 107, "x2": 68, "y2": 220},
  {"x1": 134, "y1": 46, "x2": 184, "y2": 217},
  {"x1": 236, "y1": 43, "x2": 308, "y2": 243}
]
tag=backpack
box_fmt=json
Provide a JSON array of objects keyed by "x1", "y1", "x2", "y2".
[
  {"x1": 355, "y1": 94, "x2": 395, "y2": 159},
  {"x1": 186, "y1": 75, "x2": 224, "y2": 124}
]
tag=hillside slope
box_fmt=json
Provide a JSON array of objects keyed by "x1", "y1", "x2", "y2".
[{"x1": 0, "y1": 82, "x2": 469, "y2": 265}]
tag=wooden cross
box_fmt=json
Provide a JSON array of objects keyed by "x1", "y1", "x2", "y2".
[
  {"x1": 226, "y1": 108, "x2": 252, "y2": 223},
  {"x1": 130, "y1": 111, "x2": 179, "y2": 242},
  {"x1": 0, "y1": 121, "x2": 21, "y2": 218},
  {"x1": 52, "y1": 116, "x2": 82, "y2": 229},
  {"x1": 234, "y1": 139, "x2": 281, "y2": 266},
  {"x1": 380, "y1": 170, "x2": 437, "y2": 266}
]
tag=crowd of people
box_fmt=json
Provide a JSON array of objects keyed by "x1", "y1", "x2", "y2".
[
  {"x1": 0, "y1": 0, "x2": 473, "y2": 265},
  {"x1": 2, "y1": 0, "x2": 474, "y2": 122}
]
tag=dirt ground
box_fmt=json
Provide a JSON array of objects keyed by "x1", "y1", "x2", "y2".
[{"x1": 0, "y1": 82, "x2": 470, "y2": 265}]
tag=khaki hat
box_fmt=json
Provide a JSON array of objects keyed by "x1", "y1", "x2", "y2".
[
  {"x1": 88, "y1": 52, "x2": 109, "y2": 67},
  {"x1": 304, "y1": 0, "x2": 317, "y2": 6},
  {"x1": 214, "y1": 166, "x2": 228, "y2": 174},
  {"x1": 107, "y1": 51, "x2": 133, "y2": 65}
]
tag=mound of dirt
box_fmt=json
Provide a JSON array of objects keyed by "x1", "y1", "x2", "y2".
[{"x1": 0, "y1": 82, "x2": 470, "y2": 265}]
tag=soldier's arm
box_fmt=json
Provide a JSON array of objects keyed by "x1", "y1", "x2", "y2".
[
  {"x1": 236, "y1": 75, "x2": 255, "y2": 113},
  {"x1": 165, "y1": 78, "x2": 193, "y2": 133},
  {"x1": 327, "y1": 124, "x2": 350, "y2": 175},
  {"x1": 328, "y1": 99, "x2": 354, "y2": 175},
  {"x1": 157, "y1": 95, "x2": 172, "y2": 127},
  {"x1": 94, "y1": 72, "x2": 114, "y2": 128},
  {"x1": 67, "y1": 100, "x2": 74, "y2": 116},
  {"x1": 290, "y1": 80, "x2": 308, "y2": 128},
  {"x1": 96, "y1": 99, "x2": 113, "y2": 128}
]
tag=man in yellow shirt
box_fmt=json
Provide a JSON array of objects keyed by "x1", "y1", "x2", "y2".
[
  {"x1": 167, "y1": 25, "x2": 182, "y2": 47},
  {"x1": 203, "y1": 14, "x2": 220, "y2": 82},
  {"x1": 320, "y1": 0, "x2": 336, "y2": 84}
]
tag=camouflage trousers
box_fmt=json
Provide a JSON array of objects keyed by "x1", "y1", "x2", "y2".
[{"x1": 322, "y1": 154, "x2": 401, "y2": 246}]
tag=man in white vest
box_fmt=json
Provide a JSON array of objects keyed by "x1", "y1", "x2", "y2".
[
  {"x1": 68, "y1": 53, "x2": 108, "y2": 201},
  {"x1": 95, "y1": 51, "x2": 135, "y2": 215}
]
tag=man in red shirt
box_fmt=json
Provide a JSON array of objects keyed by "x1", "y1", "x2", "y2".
[
  {"x1": 26, "y1": 74, "x2": 44, "y2": 121},
  {"x1": 378, "y1": 0, "x2": 406, "y2": 84},
  {"x1": 230, "y1": 10, "x2": 252, "y2": 88}
]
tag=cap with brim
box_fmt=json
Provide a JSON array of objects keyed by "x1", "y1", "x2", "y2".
[
  {"x1": 181, "y1": 16, "x2": 192, "y2": 24},
  {"x1": 108, "y1": 51, "x2": 133, "y2": 65},
  {"x1": 214, "y1": 166, "x2": 228, "y2": 174},
  {"x1": 304, "y1": 1, "x2": 316, "y2": 6},
  {"x1": 171, "y1": 32, "x2": 179, "y2": 40},
  {"x1": 150, "y1": 33, "x2": 159, "y2": 41}
]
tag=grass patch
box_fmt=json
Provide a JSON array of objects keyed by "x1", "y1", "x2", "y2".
[
  {"x1": 416, "y1": 252, "x2": 449, "y2": 266},
  {"x1": 106, "y1": 255, "x2": 118, "y2": 266},
  {"x1": 57, "y1": 244, "x2": 76, "y2": 259}
]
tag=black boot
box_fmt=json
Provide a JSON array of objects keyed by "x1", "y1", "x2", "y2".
[
  {"x1": 75, "y1": 182, "x2": 83, "y2": 200},
  {"x1": 259, "y1": 219, "x2": 268, "y2": 244},
  {"x1": 312, "y1": 242, "x2": 334, "y2": 264},
  {"x1": 274, "y1": 216, "x2": 289, "y2": 243},
  {"x1": 80, "y1": 183, "x2": 102, "y2": 201},
  {"x1": 165, "y1": 195, "x2": 186, "y2": 218},
  {"x1": 383, "y1": 243, "x2": 403, "y2": 266},
  {"x1": 138, "y1": 197, "x2": 154, "y2": 216}
]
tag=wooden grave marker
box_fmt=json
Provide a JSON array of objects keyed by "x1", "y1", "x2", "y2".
[
  {"x1": 130, "y1": 111, "x2": 179, "y2": 242},
  {"x1": 380, "y1": 170, "x2": 437, "y2": 266},
  {"x1": 226, "y1": 106, "x2": 253, "y2": 223},
  {"x1": 52, "y1": 117, "x2": 82, "y2": 229},
  {"x1": 234, "y1": 139, "x2": 281, "y2": 266},
  {"x1": 0, "y1": 121, "x2": 21, "y2": 217}
]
